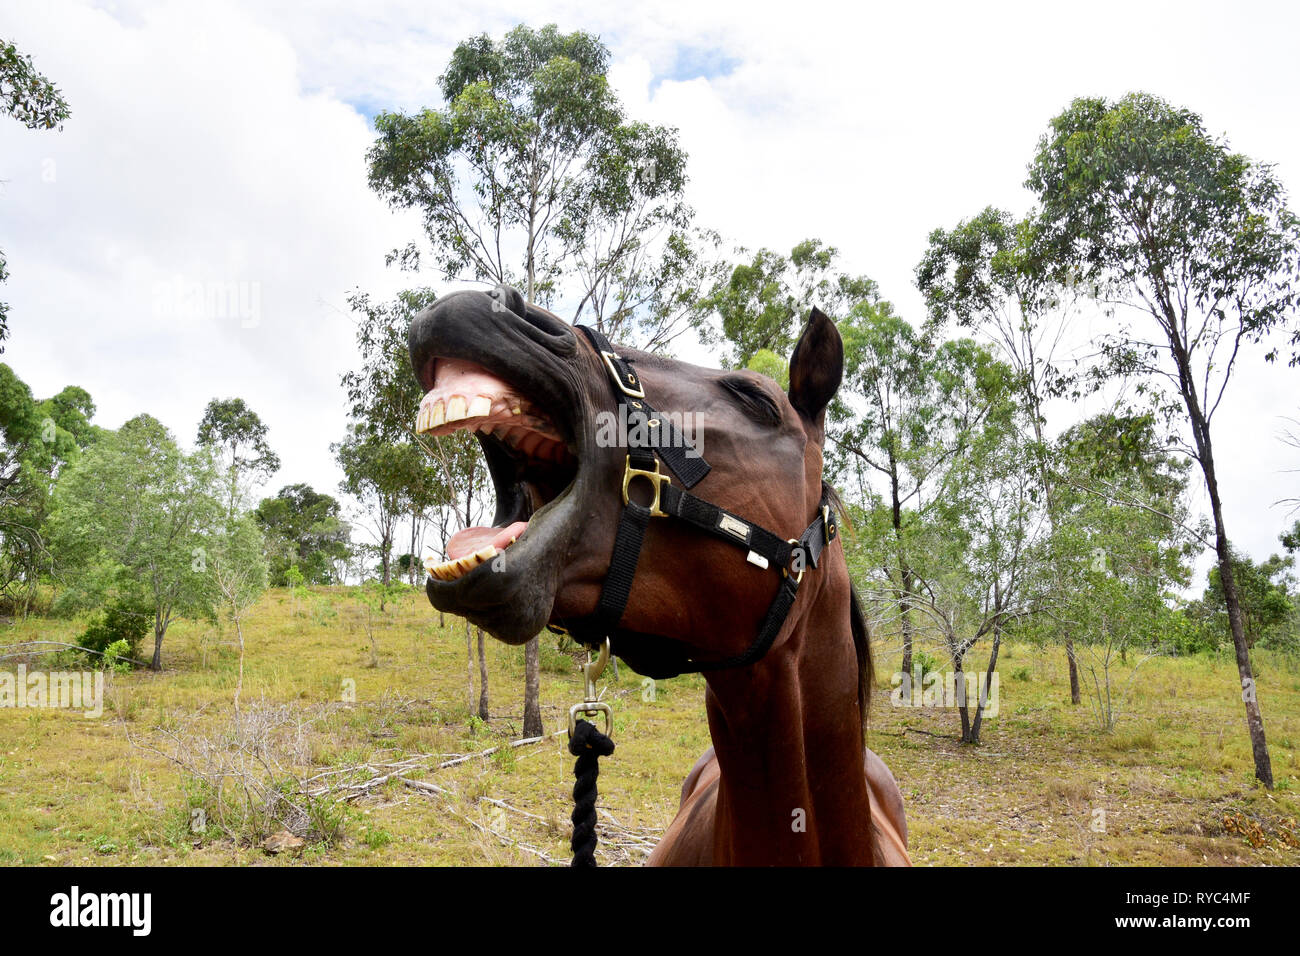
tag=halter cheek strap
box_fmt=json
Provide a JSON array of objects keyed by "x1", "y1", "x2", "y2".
[{"x1": 551, "y1": 325, "x2": 838, "y2": 678}]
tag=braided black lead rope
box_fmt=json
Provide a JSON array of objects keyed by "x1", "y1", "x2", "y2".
[{"x1": 568, "y1": 718, "x2": 616, "y2": 867}]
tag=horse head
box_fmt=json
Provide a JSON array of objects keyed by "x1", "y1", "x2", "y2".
[{"x1": 408, "y1": 283, "x2": 845, "y2": 677}]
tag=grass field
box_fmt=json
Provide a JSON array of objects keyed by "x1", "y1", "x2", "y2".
[{"x1": 2, "y1": 585, "x2": 1299, "y2": 866}]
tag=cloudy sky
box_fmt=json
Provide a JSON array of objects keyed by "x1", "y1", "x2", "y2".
[{"x1": 3, "y1": 0, "x2": 1299, "y2": 583}]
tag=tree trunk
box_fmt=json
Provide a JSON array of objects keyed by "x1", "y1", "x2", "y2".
[
  {"x1": 954, "y1": 653, "x2": 970, "y2": 743},
  {"x1": 465, "y1": 618, "x2": 474, "y2": 715},
  {"x1": 1168, "y1": 338, "x2": 1273, "y2": 787},
  {"x1": 1066, "y1": 638, "x2": 1081, "y2": 705},
  {"x1": 151, "y1": 610, "x2": 164, "y2": 671},
  {"x1": 410, "y1": 509, "x2": 428, "y2": 587},
  {"x1": 522, "y1": 636, "x2": 542, "y2": 737},
  {"x1": 1205, "y1": 458, "x2": 1273, "y2": 787},
  {"x1": 969, "y1": 629, "x2": 1002, "y2": 745},
  {"x1": 233, "y1": 615, "x2": 245, "y2": 717},
  {"x1": 526, "y1": 173, "x2": 537, "y2": 304},
  {"x1": 899, "y1": 568, "x2": 915, "y2": 678},
  {"x1": 889, "y1": 452, "x2": 915, "y2": 677},
  {"x1": 380, "y1": 521, "x2": 393, "y2": 587},
  {"x1": 1027, "y1": 403, "x2": 1081, "y2": 705},
  {"x1": 409, "y1": 514, "x2": 419, "y2": 586},
  {"x1": 477, "y1": 627, "x2": 490, "y2": 721}
]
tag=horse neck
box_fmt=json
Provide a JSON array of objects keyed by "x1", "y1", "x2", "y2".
[{"x1": 701, "y1": 551, "x2": 876, "y2": 865}]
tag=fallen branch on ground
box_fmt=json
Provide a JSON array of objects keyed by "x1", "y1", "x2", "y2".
[
  {"x1": 300, "y1": 728, "x2": 568, "y2": 800},
  {"x1": 434, "y1": 729, "x2": 566, "y2": 769},
  {"x1": 0, "y1": 640, "x2": 152, "y2": 669}
]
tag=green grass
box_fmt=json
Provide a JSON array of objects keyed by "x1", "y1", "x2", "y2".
[{"x1": 1, "y1": 585, "x2": 1298, "y2": 866}]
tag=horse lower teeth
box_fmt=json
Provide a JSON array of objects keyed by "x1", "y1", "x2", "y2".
[{"x1": 425, "y1": 545, "x2": 498, "y2": 581}]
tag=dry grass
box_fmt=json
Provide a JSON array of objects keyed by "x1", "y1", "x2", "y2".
[{"x1": 1, "y1": 585, "x2": 1298, "y2": 866}]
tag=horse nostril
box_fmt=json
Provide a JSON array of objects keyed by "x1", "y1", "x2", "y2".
[
  {"x1": 490, "y1": 284, "x2": 575, "y2": 349},
  {"x1": 522, "y1": 305, "x2": 575, "y2": 342},
  {"x1": 488, "y1": 285, "x2": 528, "y2": 317}
]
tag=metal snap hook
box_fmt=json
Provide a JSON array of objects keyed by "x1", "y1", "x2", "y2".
[{"x1": 568, "y1": 639, "x2": 613, "y2": 739}]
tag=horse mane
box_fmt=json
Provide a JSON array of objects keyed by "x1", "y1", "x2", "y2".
[
  {"x1": 850, "y1": 582, "x2": 873, "y2": 741},
  {"x1": 822, "y1": 481, "x2": 872, "y2": 740}
]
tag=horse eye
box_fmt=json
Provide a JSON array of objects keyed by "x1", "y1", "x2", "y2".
[{"x1": 718, "y1": 376, "x2": 782, "y2": 426}]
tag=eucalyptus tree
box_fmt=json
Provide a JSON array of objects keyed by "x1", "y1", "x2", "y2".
[
  {"x1": 366, "y1": 23, "x2": 710, "y2": 351},
  {"x1": 255, "y1": 483, "x2": 350, "y2": 585},
  {"x1": 1283, "y1": 520, "x2": 1300, "y2": 555},
  {"x1": 209, "y1": 514, "x2": 269, "y2": 715},
  {"x1": 1026, "y1": 92, "x2": 1300, "y2": 787},
  {"x1": 712, "y1": 239, "x2": 878, "y2": 368},
  {"x1": 835, "y1": 308, "x2": 1018, "y2": 678},
  {"x1": 341, "y1": 286, "x2": 499, "y2": 719},
  {"x1": 863, "y1": 399, "x2": 1045, "y2": 746},
  {"x1": 1046, "y1": 413, "x2": 1198, "y2": 729},
  {"x1": 834, "y1": 306, "x2": 928, "y2": 675},
  {"x1": 917, "y1": 206, "x2": 1086, "y2": 701},
  {"x1": 47, "y1": 415, "x2": 229, "y2": 670},
  {"x1": 1202, "y1": 550, "x2": 1295, "y2": 651},
  {"x1": 576, "y1": 225, "x2": 729, "y2": 352},
  {"x1": 934, "y1": 423, "x2": 1048, "y2": 744},
  {"x1": 0, "y1": 365, "x2": 96, "y2": 612},
  {"x1": 333, "y1": 424, "x2": 424, "y2": 590},
  {"x1": 196, "y1": 398, "x2": 281, "y2": 516},
  {"x1": 346, "y1": 287, "x2": 508, "y2": 728},
  {"x1": 342, "y1": 287, "x2": 448, "y2": 581}
]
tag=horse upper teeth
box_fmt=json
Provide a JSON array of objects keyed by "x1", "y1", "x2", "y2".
[
  {"x1": 425, "y1": 544, "x2": 500, "y2": 582},
  {"x1": 468, "y1": 395, "x2": 492, "y2": 418},
  {"x1": 447, "y1": 396, "x2": 468, "y2": 422},
  {"x1": 431, "y1": 400, "x2": 446, "y2": 427}
]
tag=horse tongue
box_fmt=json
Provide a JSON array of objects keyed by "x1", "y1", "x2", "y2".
[{"x1": 445, "y1": 521, "x2": 528, "y2": 560}]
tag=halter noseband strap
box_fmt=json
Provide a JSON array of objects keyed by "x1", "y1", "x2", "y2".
[{"x1": 551, "y1": 325, "x2": 838, "y2": 678}]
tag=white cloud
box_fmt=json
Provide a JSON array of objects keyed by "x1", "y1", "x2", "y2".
[
  {"x1": 3, "y1": 0, "x2": 1298, "y2": 578},
  {"x1": 2, "y1": 0, "x2": 419, "y2": 509}
]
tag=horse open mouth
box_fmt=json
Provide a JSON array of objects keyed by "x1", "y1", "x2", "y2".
[{"x1": 415, "y1": 356, "x2": 580, "y2": 583}]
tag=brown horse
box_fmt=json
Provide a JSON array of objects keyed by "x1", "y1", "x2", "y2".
[{"x1": 409, "y1": 285, "x2": 910, "y2": 865}]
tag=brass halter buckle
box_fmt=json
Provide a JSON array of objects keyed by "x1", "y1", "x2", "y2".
[
  {"x1": 568, "y1": 638, "x2": 613, "y2": 739},
  {"x1": 600, "y1": 350, "x2": 646, "y2": 398},
  {"x1": 621, "y1": 455, "x2": 670, "y2": 518}
]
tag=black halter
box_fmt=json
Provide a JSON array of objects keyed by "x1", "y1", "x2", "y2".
[{"x1": 549, "y1": 326, "x2": 838, "y2": 679}]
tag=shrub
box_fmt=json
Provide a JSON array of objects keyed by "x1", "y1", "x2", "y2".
[
  {"x1": 101, "y1": 639, "x2": 133, "y2": 673},
  {"x1": 1160, "y1": 609, "x2": 1222, "y2": 657},
  {"x1": 912, "y1": 649, "x2": 941, "y2": 680},
  {"x1": 80, "y1": 599, "x2": 151, "y2": 662}
]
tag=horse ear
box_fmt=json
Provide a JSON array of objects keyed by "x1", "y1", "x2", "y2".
[{"x1": 787, "y1": 307, "x2": 843, "y2": 427}]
